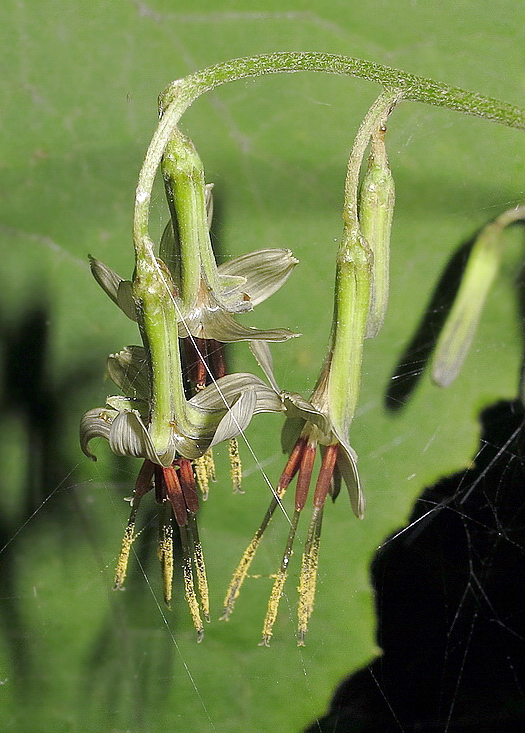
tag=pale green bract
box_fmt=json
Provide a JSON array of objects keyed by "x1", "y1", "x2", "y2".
[
  {"x1": 80, "y1": 360, "x2": 282, "y2": 464},
  {"x1": 88, "y1": 245, "x2": 299, "y2": 342}
]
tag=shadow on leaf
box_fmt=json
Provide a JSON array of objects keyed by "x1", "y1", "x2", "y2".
[
  {"x1": 385, "y1": 236, "x2": 474, "y2": 411},
  {"x1": 306, "y1": 400, "x2": 525, "y2": 732},
  {"x1": 0, "y1": 298, "x2": 102, "y2": 692}
]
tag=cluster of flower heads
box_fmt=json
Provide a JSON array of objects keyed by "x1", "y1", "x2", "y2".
[
  {"x1": 80, "y1": 87, "x2": 402, "y2": 643},
  {"x1": 82, "y1": 81, "x2": 521, "y2": 644},
  {"x1": 81, "y1": 129, "x2": 304, "y2": 639},
  {"x1": 80, "y1": 74, "x2": 525, "y2": 645}
]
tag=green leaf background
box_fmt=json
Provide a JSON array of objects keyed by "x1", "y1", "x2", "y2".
[{"x1": 1, "y1": 1, "x2": 524, "y2": 731}]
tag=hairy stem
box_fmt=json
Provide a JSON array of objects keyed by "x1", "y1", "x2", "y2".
[{"x1": 135, "y1": 52, "x2": 525, "y2": 261}]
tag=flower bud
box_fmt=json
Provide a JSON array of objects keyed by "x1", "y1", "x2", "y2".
[
  {"x1": 432, "y1": 219, "x2": 504, "y2": 387},
  {"x1": 359, "y1": 127, "x2": 395, "y2": 338}
]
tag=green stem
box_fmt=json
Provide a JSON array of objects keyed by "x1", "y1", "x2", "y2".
[
  {"x1": 134, "y1": 52, "x2": 525, "y2": 265},
  {"x1": 326, "y1": 233, "x2": 371, "y2": 439},
  {"x1": 341, "y1": 91, "x2": 401, "y2": 229},
  {"x1": 161, "y1": 130, "x2": 208, "y2": 310},
  {"x1": 134, "y1": 256, "x2": 193, "y2": 460},
  {"x1": 161, "y1": 52, "x2": 525, "y2": 127},
  {"x1": 314, "y1": 93, "x2": 399, "y2": 437}
]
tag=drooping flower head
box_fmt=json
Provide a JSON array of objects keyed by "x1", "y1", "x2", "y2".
[
  {"x1": 81, "y1": 127, "x2": 299, "y2": 638},
  {"x1": 220, "y1": 91, "x2": 400, "y2": 645}
]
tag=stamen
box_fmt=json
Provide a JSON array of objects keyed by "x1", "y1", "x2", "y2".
[
  {"x1": 114, "y1": 460, "x2": 154, "y2": 590},
  {"x1": 313, "y1": 444, "x2": 338, "y2": 507},
  {"x1": 278, "y1": 436, "x2": 307, "y2": 493},
  {"x1": 297, "y1": 507, "x2": 323, "y2": 646},
  {"x1": 158, "y1": 502, "x2": 174, "y2": 607},
  {"x1": 178, "y1": 459, "x2": 200, "y2": 513},
  {"x1": 179, "y1": 523, "x2": 204, "y2": 641},
  {"x1": 163, "y1": 465, "x2": 188, "y2": 527},
  {"x1": 114, "y1": 518, "x2": 136, "y2": 590},
  {"x1": 192, "y1": 450, "x2": 215, "y2": 500},
  {"x1": 203, "y1": 448, "x2": 216, "y2": 482},
  {"x1": 136, "y1": 459, "x2": 156, "y2": 496},
  {"x1": 188, "y1": 512, "x2": 210, "y2": 622},
  {"x1": 297, "y1": 445, "x2": 336, "y2": 644},
  {"x1": 260, "y1": 569, "x2": 287, "y2": 647},
  {"x1": 154, "y1": 464, "x2": 167, "y2": 503},
  {"x1": 164, "y1": 461, "x2": 208, "y2": 629},
  {"x1": 221, "y1": 436, "x2": 308, "y2": 622},
  {"x1": 329, "y1": 464, "x2": 342, "y2": 502},
  {"x1": 228, "y1": 437, "x2": 243, "y2": 493},
  {"x1": 221, "y1": 496, "x2": 279, "y2": 620},
  {"x1": 182, "y1": 338, "x2": 197, "y2": 393},
  {"x1": 260, "y1": 508, "x2": 301, "y2": 646},
  {"x1": 183, "y1": 336, "x2": 209, "y2": 391},
  {"x1": 294, "y1": 440, "x2": 317, "y2": 510}
]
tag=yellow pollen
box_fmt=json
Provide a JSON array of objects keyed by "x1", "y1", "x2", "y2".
[
  {"x1": 221, "y1": 534, "x2": 262, "y2": 620},
  {"x1": 297, "y1": 506, "x2": 323, "y2": 645},
  {"x1": 182, "y1": 555, "x2": 204, "y2": 641},
  {"x1": 158, "y1": 512, "x2": 174, "y2": 608},
  {"x1": 192, "y1": 449, "x2": 216, "y2": 500},
  {"x1": 260, "y1": 568, "x2": 288, "y2": 646},
  {"x1": 114, "y1": 521, "x2": 135, "y2": 590},
  {"x1": 228, "y1": 437, "x2": 243, "y2": 493}
]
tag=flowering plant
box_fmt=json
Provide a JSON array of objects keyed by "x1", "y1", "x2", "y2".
[{"x1": 81, "y1": 51, "x2": 525, "y2": 642}]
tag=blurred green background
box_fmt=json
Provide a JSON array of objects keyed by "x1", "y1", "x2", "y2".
[{"x1": 1, "y1": 1, "x2": 524, "y2": 731}]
